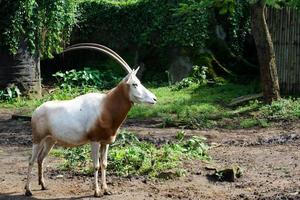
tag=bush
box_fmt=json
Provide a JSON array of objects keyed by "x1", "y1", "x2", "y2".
[
  {"x1": 53, "y1": 68, "x2": 122, "y2": 89},
  {"x1": 75, "y1": 0, "x2": 211, "y2": 49},
  {"x1": 172, "y1": 65, "x2": 209, "y2": 90}
]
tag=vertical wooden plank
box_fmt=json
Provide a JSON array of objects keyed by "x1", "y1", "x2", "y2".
[{"x1": 266, "y1": 7, "x2": 300, "y2": 94}]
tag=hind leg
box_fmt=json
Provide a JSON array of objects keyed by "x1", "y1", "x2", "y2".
[
  {"x1": 38, "y1": 137, "x2": 55, "y2": 190},
  {"x1": 25, "y1": 143, "x2": 43, "y2": 196},
  {"x1": 91, "y1": 142, "x2": 101, "y2": 197}
]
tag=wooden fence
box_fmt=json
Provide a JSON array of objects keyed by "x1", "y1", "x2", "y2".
[{"x1": 266, "y1": 7, "x2": 300, "y2": 94}]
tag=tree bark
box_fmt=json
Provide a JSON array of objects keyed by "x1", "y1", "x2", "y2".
[
  {"x1": 251, "y1": 0, "x2": 280, "y2": 103},
  {"x1": 0, "y1": 40, "x2": 41, "y2": 97}
]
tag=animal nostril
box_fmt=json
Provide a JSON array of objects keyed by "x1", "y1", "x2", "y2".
[{"x1": 153, "y1": 98, "x2": 157, "y2": 102}]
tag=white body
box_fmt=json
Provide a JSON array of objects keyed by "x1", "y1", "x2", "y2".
[{"x1": 33, "y1": 93, "x2": 106, "y2": 146}]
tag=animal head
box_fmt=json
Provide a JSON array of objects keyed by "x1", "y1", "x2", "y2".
[
  {"x1": 63, "y1": 44, "x2": 157, "y2": 105},
  {"x1": 123, "y1": 67, "x2": 157, "y2": 105}
]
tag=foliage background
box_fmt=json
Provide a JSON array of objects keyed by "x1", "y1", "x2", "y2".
[{"x1": 0, "y1": 0, "x2": 77, "y2": 58}]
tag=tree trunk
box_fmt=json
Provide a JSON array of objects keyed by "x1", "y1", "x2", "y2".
[
  {"x1": 0, "y1": 40, "x2": 41, "y2": 97},
  {"x1": 251, "y1": 0, "x2": 280, "y2": 103}
]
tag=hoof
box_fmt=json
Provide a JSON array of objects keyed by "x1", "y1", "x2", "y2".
[
  {"x1": 104, "y1": 190, "x2": 112, "y2": 195},
  {"x1": 41, "y1": 186, "x2": 48, "y2": 190},
  {"x1": 94, "y1": 190, "x2": 102, "y2": 197},
  {"x1": 25, "y1": 190, "x2": 32, "y2": 196}
]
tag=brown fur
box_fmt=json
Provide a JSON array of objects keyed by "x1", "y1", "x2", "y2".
[{"x1": 86, "y1": 82, "x2": 132, "y2": 144}]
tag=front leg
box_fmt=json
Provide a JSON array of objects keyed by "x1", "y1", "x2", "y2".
[
  {"x1": 91, "y1": 142, "x2": 101, "y2": 197},
  {"x1": 100, "y1": 144, "x2": 111, "y2": 195}
]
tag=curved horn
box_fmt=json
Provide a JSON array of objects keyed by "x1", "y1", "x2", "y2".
[
  {"x1": 68, "y1": 43, "x2": 131, "y2": 70},
  {"x1": 63, "y1": 45, "x2": 132, "y2": 73}
]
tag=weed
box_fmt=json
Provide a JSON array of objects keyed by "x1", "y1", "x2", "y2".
[
  {"x1": 0, "y1": 85, "x2": 21, "y2": 101},
  {"x1": 55, "y1": 130, "x2": 210, "y2": 178},
  {"x1": 259, "y1": 98, "x2": 300, "y2": 120},
  {"x1": 175, "y1": 130, "x2": 186, "y2": 141}
]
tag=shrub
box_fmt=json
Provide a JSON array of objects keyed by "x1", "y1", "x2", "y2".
[
  {"x1": 76, "y1": 0, "x2": 211, "y2": 49},
  {"x1": 53, "y1": 68, "x2": 122, "y2": 89},
  {"x1": 172, "y1": 65, "x2": 209, "y2": 90}
]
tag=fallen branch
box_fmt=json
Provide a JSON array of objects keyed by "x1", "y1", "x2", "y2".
[
  {"x1": 229, "y1": 93, "x2": 263, "y2": 107},
  {"x1": 11, "y1": 115, "x2": 31, "y2": 121}
]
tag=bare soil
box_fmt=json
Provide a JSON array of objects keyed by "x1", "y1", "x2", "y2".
[{"x1": 0, "y1": 110, "x2": 299, "y2": 200}]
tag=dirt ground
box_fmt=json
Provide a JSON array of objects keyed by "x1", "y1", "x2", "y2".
[{"x1": 0, "y1": 109, "x2": 299, "y2": 200}]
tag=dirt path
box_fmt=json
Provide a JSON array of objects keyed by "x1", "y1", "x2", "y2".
[{"x1": 0, "y1": 111, "x2": 299, "y2": 200}]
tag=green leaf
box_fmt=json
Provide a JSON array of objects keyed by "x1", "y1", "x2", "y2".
[{"x1": 219, "y1": 7, "x2": 228, "y2": 15}]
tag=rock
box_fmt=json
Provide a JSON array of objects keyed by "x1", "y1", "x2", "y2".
[
  {"x1": 157, "y1": 171, "x2": 178, "y2": 180},
  {"x1": 207, "y1": 165, "x2": 243, "y2": 182},
  {"x1": 168, "y1": 48, "x2": 193, "y2": 83},
  {"x1": 56, "y1": 174, "x2": 64, "y2": 179}
]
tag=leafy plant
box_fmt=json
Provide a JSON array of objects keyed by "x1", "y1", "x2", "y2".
[
  {"x1": 173, "y1": 65, "x2": 209, "y2": 91},
  {"x1": 0, "y1": 85, "x2": 21, "y2": 101},
  {"x1": 191, "y1": 65, "x2": 208, "y2": 85},
  {"x1": 175, "y1": 130, "x2": 186, "y2": 141},
  {"x1": 259, "y1": 98, "x2": 300, "y2": 121},
  {"x1": 173, "y1": 78, "x2": 194, "y2": 91},
  {"x1": 53, "y1": 68, "x2": 122, "y2": 89},
  {"x1": 55, "y1": 130, "x2": 210, "y2": 178}
]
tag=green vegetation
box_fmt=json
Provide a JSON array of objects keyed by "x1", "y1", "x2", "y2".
[
  {"x1": 53, "y1": 68, "x2": 122, "y2": 89},
  {"x1": 0, "y1": 0, "x2": 77, "y2": 58},
  {"x1": 51, "y1": 130, "x2": 210, "y2": 178},
  {"x1": 76, "y1": 0, "x2": 210, "y2": 49},
  {"x1": 2, "y1": 81, "x2": 300, "y2": 128},
  {"x1": 0, "y1": 85, "x2": 21, "y2": 101},
  {"x1": 259, "y1": 98, "x2": 300, "y2": 121},
  {"x1": 240, "y1": 118, "x2": 269, "y2": 129}
]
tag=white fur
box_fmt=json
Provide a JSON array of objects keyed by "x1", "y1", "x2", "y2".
[
  {"x1": 126, "y1": 67, "x2": 157, "y2": 104},
  {"x1": 33, "y1": 93, "x2": 105, "y2": 146}
]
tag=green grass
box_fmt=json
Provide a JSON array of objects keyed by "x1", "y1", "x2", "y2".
[
  {"x1": 129, "y1": 83, "x2": 262, "y2": 128},
  {"x1": 1, "y1": 83, "x2": 300, "y2": 128},
  {"x1": 51, "y1": 130, "x2": 210, "y2": 178},
  {"x1": 129, "y1": 83, "x2": 253, "y2": 118}
]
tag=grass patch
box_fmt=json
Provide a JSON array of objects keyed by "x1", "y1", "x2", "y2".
[
  {"x1": 1, "y1": 83, "x2": 300, "y2": 128},
  {"x1": 51, "y1": 130, "x2": 210, "y2": 178},
  {"x1": 129, "y1": 83, "x2": 260, "y2": 128},
  {"x1": 239, "y1": 118, "x2": 269, "y2": 128}
]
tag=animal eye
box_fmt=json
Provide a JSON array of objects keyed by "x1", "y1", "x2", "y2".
[{"x1": 132, "y1": 83, "x2": 138, "y2": 87}]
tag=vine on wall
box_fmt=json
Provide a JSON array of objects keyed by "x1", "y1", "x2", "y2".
[{"x1": 1, "y1": 0, "x2": 77, "y2": 58}]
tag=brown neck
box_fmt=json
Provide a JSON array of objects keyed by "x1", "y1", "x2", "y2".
[{"x1": 104, "y1": 82, "x2": 132, "y2": 128}]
